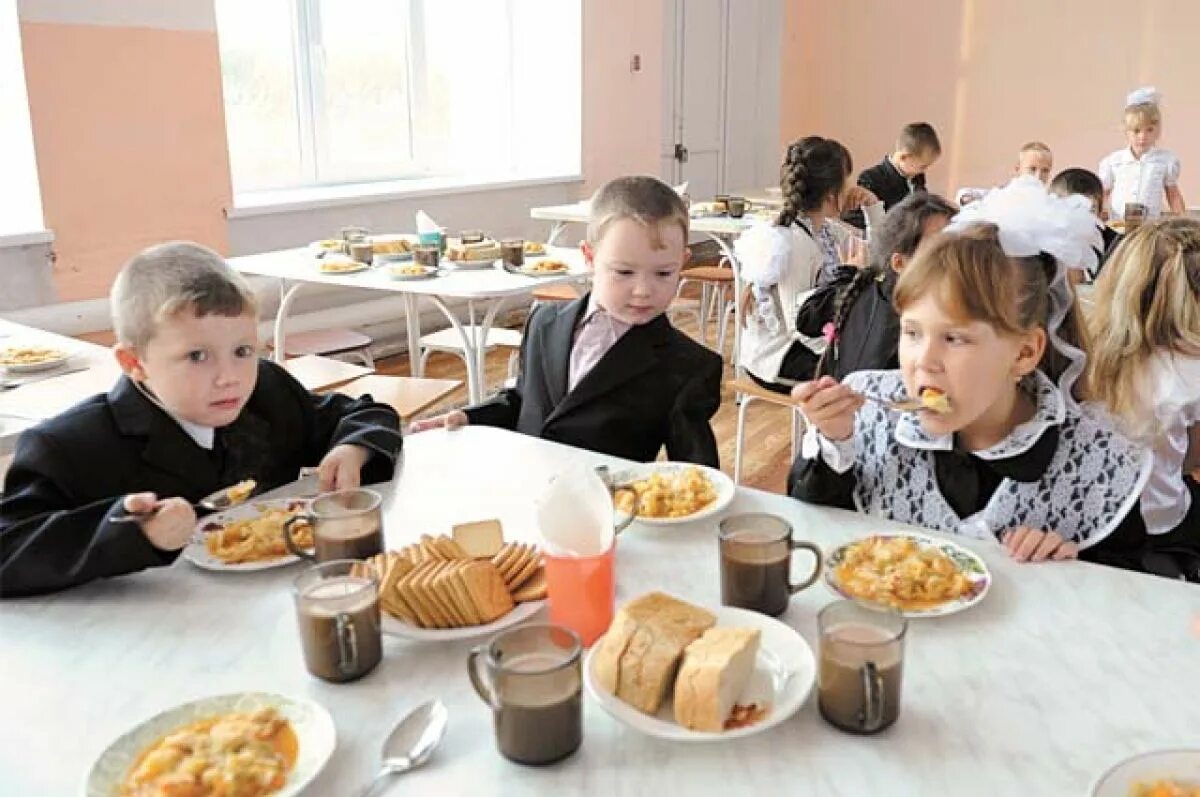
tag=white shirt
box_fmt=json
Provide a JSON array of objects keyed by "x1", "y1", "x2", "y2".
[
  {"x1": 1098, "y1": 146, "x2": 1181, "y2": 219},
  {"x1": 1139, "y1": 352, "x2": 1200, "y2": 535}
]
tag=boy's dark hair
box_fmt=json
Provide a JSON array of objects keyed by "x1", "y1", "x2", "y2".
[
  {"x1": 775, "y1": 136, "x2": 853, "y2": 227},
  {"x1": 1049, "y1": 168, "x2": 1104, "y2": 204},
  {"x1": 897, "y1": 123, "x2": 941, "y2": 156}
]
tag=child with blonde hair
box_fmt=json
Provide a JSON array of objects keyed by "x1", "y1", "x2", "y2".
[
  {"x1": 1084, "y1": 217, "x2": 1200, "y2": 577},
  {"x1": 1099, "y1": 87, "x2": 1186, "y2": 220},
  {"x1": 789, "y1": 178, "x2": 1150, "y2": 563}
]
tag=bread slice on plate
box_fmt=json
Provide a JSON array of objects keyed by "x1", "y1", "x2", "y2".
[
  {"x1": 673, "y1": 627, "x2": 762, "y2": 732},
  {"x1": 591, "y1": 592, "x2": 716, "y2": 715}
]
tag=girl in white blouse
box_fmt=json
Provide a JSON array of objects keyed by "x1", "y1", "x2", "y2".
[
  {"x1": 1099, "y1": 87, "x2": 1186, "y2": 220},
  {"x1": 1085, "y1": 218, "x2": 1200, "y2": 562}
]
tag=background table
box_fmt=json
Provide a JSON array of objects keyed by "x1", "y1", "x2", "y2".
[
  {"x1": 2, "y1": 427, "x2": 1197, "y2": 796},
  {"x1": 229, "y1": 248, "x2": 585, "y2": 404}
]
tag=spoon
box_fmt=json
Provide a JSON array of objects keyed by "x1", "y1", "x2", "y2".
[
  {"x1": 110, "y1": 479, "x2": 258, "y2": 524},
  {"x1": 354, "y1": 698, "x2": 448, "y2": 797},
  {"x1": 771, "y1": 377, "x2": 948, "y2": 414}
]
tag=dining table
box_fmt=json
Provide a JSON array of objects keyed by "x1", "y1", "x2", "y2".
[
  {"x1": 2, "y1": 426, "x2": 1197, "y2": 796},
  {"x1": 0, "y1": 318, "x2": 121, "y2": 456},
  {"x1": 228, "y1": 246, "x2": 586, "y2": 404}
]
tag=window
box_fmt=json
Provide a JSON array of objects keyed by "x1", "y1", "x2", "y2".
[
  {"x1": 0, "y1": 0, "x2": 46, "y2": 236},
  {"x1": 215, "y1": 0, "x2": 581, "y2": 195}
]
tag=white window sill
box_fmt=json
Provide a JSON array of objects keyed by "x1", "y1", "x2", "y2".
[
  {"x1": 228, "y1": 173, "x2": 584, "y2": 219},
  {"x1": 0, "y1": 229, "x2": 54, "y2": 248}
]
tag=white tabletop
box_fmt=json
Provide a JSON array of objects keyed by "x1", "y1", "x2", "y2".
[
  {"x1": 3, "y1": 426, "x2": 1197, "y2": 796},
  {"x1": 531, "y1": 202, "x2": 767, "y2": 236},
  {"x1": 228, "y1": 246, "x2": 586, "y2": 300},
  {"x1": 0, "y1": 319, "x2": 120, "y2": 454}
]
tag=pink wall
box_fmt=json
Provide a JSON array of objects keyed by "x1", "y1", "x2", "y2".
[
  {"x1": 21, "y1": 21, "x2": 232, "y2": 301},
  {"x1": 581, "y1": 0, "x2": 663, "y2": 193},
  {"x1": 781, "y1": 0, "x2": 1199, "y2": 200}
]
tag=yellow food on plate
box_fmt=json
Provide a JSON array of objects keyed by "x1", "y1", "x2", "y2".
[
  {"x1": 318, "y1": 257, "x2": 365, "y2": 273},
  {"x1": 446, "y1": 240, "x2": 501, "y2": 261},
  {"x1": 370, "y1": 236, "x2": 412, "y2": 255},
  {"x1": 0, "y1": 347, "x2": 66, "y2": 366},
  {"x1": 522, "y1": 259, "x2": 568, "y2": 274},
  {"x1": 523, "y1": 241, "x2": 546, "y2": 255},
  {"x1": 613, "y1": 466, "x2": 718, "y2": 519},
  {"x1": 225, "y1": 479, "x2": 256, "y2": 506},
  {"x1": 1131, "y1": 780, "x2": 1200, "y2": 797},
  {"x1": 120, "y1": 706, "x2": 297, "y2": 797},
  {"x1": 202, "y1": 503, "x2": 311, "y2": 564},
  {"x1": 919, "y1": 386, "x2": 952, "y2": 414},
  {"x1": 834, "y1": 535, "x2": 974, "y2": 611},
  {"x1": 313, "y1": 239, "x2": 343, "y2": 251},
  {"x1": 391, "y1": 264, "x2": 432, "y2": 277}
]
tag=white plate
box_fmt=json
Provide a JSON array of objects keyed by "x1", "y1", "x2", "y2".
[
  {"x1": 388, "y1": 264, "x2": 441, "y2": 281},
  {"x1": 610, "y1": 462, "x2": 736, "y2": 527},
  {"x1": 584, "y1": 605, "x2": 815, "y2": 741},
  {"x1": 316, "y1": 260, "x2": 371, "y2": 275},
  {"x1": 0, "y1": 347, "x2": 72, "y2": 373},
  {"x1": 823, "y1": 531, "x2": 992, "y2": 618},
  {"x1": 448, "y1": 258, "x2": 498, "y2": 271},
  {"x1": 83, "y1": 691, "x2": 336, "y2": 797},
  {"x1": 513, "y1": 261, "x2": 570, "y2": 277},
  {"x1": 182, "y1": 497, "x2": 312, "y2": 572},
  {"x1": 1092, "y1": 749, "x2": 1200, "y2": 796},
  {"x1": 382, "y1": 599, "x2": 546, "y2": 641}
]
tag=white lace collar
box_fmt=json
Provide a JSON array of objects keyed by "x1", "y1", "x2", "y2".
[{"x1": 893, "y1": 370, "x2": 1065, "y2": 461}]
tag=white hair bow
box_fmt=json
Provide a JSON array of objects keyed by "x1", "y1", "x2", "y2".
[{"x1": 1126, "y1": 86, "x2": 1161, "y2": 107}]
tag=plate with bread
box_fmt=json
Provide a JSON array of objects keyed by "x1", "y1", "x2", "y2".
[
  {"x1": 585, "y1": 592, "x2": 815, "y2": 741},
  {"x1": 446, "y1": 238, "x2": 501, "y2": 267},
  {"x1": 609, "y1": 463, "x2": 736, "y2": 527},
  {"x1": 357, "y1": 520, "x2": 546, "y2": 641}
]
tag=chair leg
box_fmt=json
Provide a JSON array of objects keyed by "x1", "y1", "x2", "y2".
[
  {"x1": 357, "y1": 347, "x2": 375, "y2": 369},
  {"x1": 789, "y1": 409, "x2": 803, "y2": 461},
  {"x1": 734, "y1": 394, "x2": 755, "y2": 485},
  {"x1": 418, "y1": 348, "x2": 433, "y2": 377}
]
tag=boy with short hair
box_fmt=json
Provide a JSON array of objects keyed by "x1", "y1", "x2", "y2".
[
  {"x1": 1015, "y1": 141, "x2": 1054, "y2": 183},
  {"x1": 410, "y1": 176, "x2": 722, "y2": 466},
  {"x1": 1049, "y1": 167, "x2": 1122, "y2": 279},
  {"x1": 0, "y1": 242, "x2": 403, "y2": 597},
  {"x1": 844, "y1": 122, "x2": 941, "y2": 229}
]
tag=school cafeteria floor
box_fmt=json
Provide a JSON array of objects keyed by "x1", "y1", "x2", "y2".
[{"x1": 390, "y1": 311, "x2": 794, "y2": 494}]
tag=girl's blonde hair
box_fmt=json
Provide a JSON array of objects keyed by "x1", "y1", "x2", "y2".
[
  {"x1": 1125, "y1": 102, "x2": 1161, "y2": 129},
  {"x1": 1084, "y1": 217, "x2": 1200, "y2": 440},
  {"x1": 893, "y1": 222, "x2": 1089, "y2": 386}
]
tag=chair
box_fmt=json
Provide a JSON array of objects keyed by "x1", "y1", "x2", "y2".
[
  {"x1": 282, "y1": 354, "x2": 374, "y2": 392},
  {"x1": 417, "y1": 326, "x2": 522, "y2": 394},
  {"x1": 333, "y1": 374, "x2": 463, "y2": 421},
  {"x1": 273, "y1": 327, "x2": 374, "y2": 368},
  {"x1": 721, "y1": 249, "x2": 806, "y2": 485},
  {"x1": 531, "y1": 282, "x2": 582, "y2": 305}
]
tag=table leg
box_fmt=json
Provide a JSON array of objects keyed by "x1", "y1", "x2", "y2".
[
  {"x1": 547, "y1": 221, "x2": 567, "y2": 246},
  {"x1": 273, "y1": 280, "x2": 306, "y2": 365},
  {"x1": 403, "y1": 293, "x2": 423, "y2": 376}
]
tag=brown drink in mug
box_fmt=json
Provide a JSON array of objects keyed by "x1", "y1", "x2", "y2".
[
  {"x1": 1123, "y1": 201, "x2": 1147, "y2": 232},
  {"x1": 719, "y1": 513, "x2": 822, "y2": 616},
  {"x1": 468, "y1": 624, "x2": 583, "y2": 765},
  {"x1": 817, "y1": 600, "x2": 906, "y2": 734},
  {"x1": 293, "y1": 559, "x2": 383, "y2": 682},
  {"x1": 500, "y1": 238, "x2": 525, "y2": 269},
  {"x1": 284, "y1": 488, "x2": 385, "y2": 563}
]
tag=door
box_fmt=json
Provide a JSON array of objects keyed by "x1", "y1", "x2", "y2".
[{"x1": 662, "y1": 0, "x2": 727, "y2": 200}]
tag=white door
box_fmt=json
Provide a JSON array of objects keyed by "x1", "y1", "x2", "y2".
[{"x1": 662, "y1": 0, "x2": 727, "y2": 200}]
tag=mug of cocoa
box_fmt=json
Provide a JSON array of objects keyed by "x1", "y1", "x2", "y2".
[
  {"x1": 293, "y1": 559, "x2": 383, "y2": 682},
  {"x1": 284, "y1": 488, "x2": 385, "y2": 563},
  {"x1": 718, "y1": 513, "x2": 822, "y2": 616},
  {"x1": 500, "y1": 239, "x2": 525, "y2": 269},
  {"x1": 817, "y1": 600, "x2": 907, "y2": 734}
]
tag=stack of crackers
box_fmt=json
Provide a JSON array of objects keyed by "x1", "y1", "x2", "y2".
[{"x1": 353, "y1": 521, "x2": 546, "y2": 631}]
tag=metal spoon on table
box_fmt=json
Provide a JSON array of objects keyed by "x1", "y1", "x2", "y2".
[
  {"x1": 109, "y1": 479, "x2": 258, "y2": 524},
  {"x1": 354, "y1": 698, "x2": 448, "y2": 797}
]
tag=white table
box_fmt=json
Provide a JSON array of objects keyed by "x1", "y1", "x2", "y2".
[
  {"x1": 0, "y1": 319, "x2": 120, "y2": 455},
  {"x1": 2, "y1": 426, "x2": 1197, "y2": 796},
  {"x1": 531, "y1": 201, "x2": 767, "y2": 245},
  {"x1": 228, "y1": 248, "x2": 585, "y2": 404}
]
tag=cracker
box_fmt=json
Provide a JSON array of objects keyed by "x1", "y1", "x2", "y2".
[
  {"x1": 452, "y1": 519, "x2": 505, "y2": 559},
  {"x1": 511, "y1": 567, "x2": 546, "y2": 602}
]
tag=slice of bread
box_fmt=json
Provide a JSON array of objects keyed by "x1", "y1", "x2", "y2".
[
  {"x1": 453, "y1": 519, "x2": 505, "y2": 559},
  {"x1": 673, "y1": 627, "x2": 762, "y2": 732},
  {"x1": 591, "y1": 592, "x2": 716, "y2": 715}
]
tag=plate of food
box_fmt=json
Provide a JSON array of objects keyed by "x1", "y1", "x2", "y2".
[
  {"x1": 183, "y1": 498, "x2": 312, "y2": 571},
  {"x1": 388, "y1": 263, "x2": 440, "y2": 281},
  {"x1": 1092, "y1": 749, "x2": 1200, "y2": 796},
  {"x1": 370, "y1": 234, "x2": 415, "y2": 260},
  {"x1": 514, "y1": 258, "x2": 570, "y2": 277},
  {"x1": 0, "y1": 345, "x2": 71, "y2": 373},
  {"x1": 584, "y1": 592, "x2": 815, "y2": 742},
  {"x1": 446, "y1": 239, "x2": 501, "y2": 264},
  {"x1": 523, "y1": 241, "x2": 547, "y2": 256},
  {"x1": 364, "y1": 521, "x2": 546, "y2": 642},
  {"x1": 316, "y1": 255, "x2": 370, "y2": 275},
  {"x1": 824, "y1": 532, "x2": 991, "y2": 618},
  {"x1": 83, "y1": 691, "x2": 336, "y2": 797},
  {"x1": 609, "y1": 463, "x2": 735, "y2": 527},
  {"x1": 309, "y1": 238, "x2": 345, "y2": 254}
]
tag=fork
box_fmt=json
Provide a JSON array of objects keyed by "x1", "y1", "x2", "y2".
[{"x1": 771, "y1": 377, "x2": 932, "y2": 413}]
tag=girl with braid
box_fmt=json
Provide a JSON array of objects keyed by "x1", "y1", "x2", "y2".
[
  {"x1": 798, "y1": 192, "x2": 956, "y2": 380},
  {"x1": 736, "y1": 136, "x2": 884, "y2": 392}
]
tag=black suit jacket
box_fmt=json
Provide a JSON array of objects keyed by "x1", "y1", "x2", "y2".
[
  {"x1": 0, "y1": 359, "x2": 403, "y2": 597},
  {"x1": 843, "y1": 156, "x2": 927, "y2": 229},
  {"x1": 464, "y1": 296, "x2": 722, "y2": 466}
]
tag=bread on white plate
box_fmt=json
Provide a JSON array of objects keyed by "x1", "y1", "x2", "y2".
[{"x1": 673, "y1": 627, "x2": 762, "y2": 732}]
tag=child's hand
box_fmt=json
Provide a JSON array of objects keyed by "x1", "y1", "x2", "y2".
[
  {"x1": 406, "y1": 410, "x2": 468, "y2": 435},
  {"x1": 791, "y1": 376, "x2": 864, "y2": 442},
  {"x1": 124, "y1": 493, "x2": 196, "y2": 552},
  {"x1": 1002, "y1": 526, "x2": 1078, "y2": 563},
  {"x1": 838, "y1": 235, "x2": 868, "y2": 268},
  {"x1": 317, "y1": 444, "x2": 371, "y2": 492},
  {"x1": 842, "y1": 186, "x2": 880, "y2": 211}
]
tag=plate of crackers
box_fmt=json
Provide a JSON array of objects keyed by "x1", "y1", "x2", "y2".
[{"x1": 356, "y1": 519, "x2": 546, "y2": 641}]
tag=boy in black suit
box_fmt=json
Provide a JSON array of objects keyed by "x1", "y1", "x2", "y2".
[
  {"x1": 844, "y1": 122, "x2": 941, "y2": 229},
  {"x1": 410, "y1": 176, "x2": 722, "y2": 466},
  {"x1": 0, "y1": 242, "x2": 403, "y2": 596}
]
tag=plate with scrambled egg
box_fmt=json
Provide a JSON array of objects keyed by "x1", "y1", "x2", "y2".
[
  {"x1": 609, "y1": 463, "x2": 735, "y2": 527},
  {"x1": 0, "y1": 345, "x2": 71, "y2": 373},
  {"x1": 1091, "y1": 749, "x2": 1200, "y2": 797},
  {"x1": 183, "y1": 498, "x2": 313, "y2": 572},
  {"x1": 825, "y1": 532, "x2": 991, "y2": 617},
  {"x1": 84, "y1": 691, "x2": 335, "y2": 797}
]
